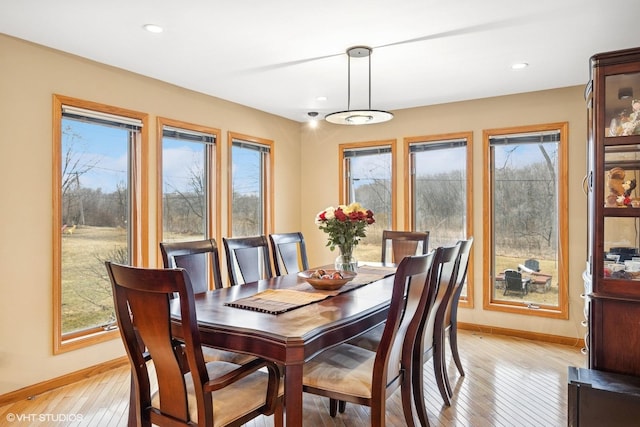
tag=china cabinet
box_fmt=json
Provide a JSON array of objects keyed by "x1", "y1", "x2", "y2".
[
  {"x1": 571, "y1": 46, "x2": 640, "y2": 427},
  {"x1": 585, "y1": 46, "x2": 640, "y2": 377}
]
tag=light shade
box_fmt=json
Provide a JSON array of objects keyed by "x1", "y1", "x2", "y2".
[
  {"x1": 325, "y1": 46, "x2": 392, "y2": 126},
  {"x1": 325, "y1": 109, "x2": 393, "y2": 125}
]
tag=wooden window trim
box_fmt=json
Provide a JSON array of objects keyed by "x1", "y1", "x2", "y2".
[
  {"x1": 482, "y1": 122, "x2": 569, "y2": 319},
  {"x1": 52, "y1": 94, "x2": 149, "y2": 353},
  {"x1": 338, "y1": 139, "x2": 397, "y2": 230},
  {"x1": 226, "y1": 132, "x2": 274, "y2": 236},
  {"x1": 404, "y1": 132, "x2": 474, "y2": 308},
  {"x1": 156, "y1": 117, "x2": 221, "y2": 266}
]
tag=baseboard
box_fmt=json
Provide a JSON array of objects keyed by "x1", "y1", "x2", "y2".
[
  {"x1": 0, "y1": 356, "x2": 129, "y2": 407},
  {"x1": 458, "y1": 321, "x2": 585, "y2": 348}
]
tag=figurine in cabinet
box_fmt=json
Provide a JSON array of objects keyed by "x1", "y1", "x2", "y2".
[{"x1": 606, "y1": 167, "x2": 626, "y2": 207}]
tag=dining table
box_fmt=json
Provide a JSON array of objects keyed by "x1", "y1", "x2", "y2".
[{"x1": 170, "y1": 264, "x2": 396, "y2": 427}]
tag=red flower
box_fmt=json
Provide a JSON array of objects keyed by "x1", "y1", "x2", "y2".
[{"x1": 334, "y1": 208, "x2": 348, "y2": 221}]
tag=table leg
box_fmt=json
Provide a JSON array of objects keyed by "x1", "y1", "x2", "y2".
[{"x1": 284, "y1": 363, "x2": 303, "y2": 426}]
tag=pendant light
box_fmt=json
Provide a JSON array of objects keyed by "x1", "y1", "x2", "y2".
[{"x1": 325, "y1": 46, "x2": 393, "y2": 125}]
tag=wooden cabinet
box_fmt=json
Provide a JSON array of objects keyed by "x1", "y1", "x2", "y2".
[
  {"x1": 586, "y1": 47, "x2": 640, "y2": 376},
  {"x1": 568, "y1": 367, "x2": 640, "y2": 427}
]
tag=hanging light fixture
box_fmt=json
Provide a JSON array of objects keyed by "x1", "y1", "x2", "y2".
[{"x1": 325, "y1": 46, "x2": 393, "y2": 125}]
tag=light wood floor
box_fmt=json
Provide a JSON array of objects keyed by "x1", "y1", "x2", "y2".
[{"x1": 0, "y1": 330, "x2": 585, "y2": 426}]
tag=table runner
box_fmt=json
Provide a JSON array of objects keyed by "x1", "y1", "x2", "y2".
[{"x1": 225, "y1": 265, "x2": 396, "y2": 315}]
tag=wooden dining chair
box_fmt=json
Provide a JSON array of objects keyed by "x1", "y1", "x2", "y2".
[
  {"x1": 105, "y1": 262, "x2": 283, "y2": 427},
  {"x1": 222, "y1": 235, "x2": 273, "y2": 286},
  {"x1": 435, "y1": 237, "x2": 473, "y2": 400},
  {"x1": 268, "y1": 232, "x2": 309, "y2": 275},
  {"x1": 302, "y1": 251, "x2": 437, "y2": 427},
  {"x1": 160, "y1": 239, "x2": 256, "y2": 365},
  {"x1": 381, "y1": 230, "x2": 430, "y2": 264},
  {"x1": 441, "y1": 238, "x2": 473, "y2": 379},
  {"x1": 412, "y1": 243, "x2": 461, "y2": 422},
  {"x1": 160, "y1": 239, "x2": 224, "y2": 291}
]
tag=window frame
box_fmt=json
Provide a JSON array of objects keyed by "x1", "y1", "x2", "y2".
[
  {"x1": 339, "y1": 139, "x2": 397, "y2": 226},
  {"x1": 227, "y1": 132, "x2": 274, "y2": 237},
  {"x1": 156, "y1": 117, "x2": 221, "y2": 264},
  {"x1": 482, "y1": 122, "x2": 569, "y2": 319},
  {"x1": 405, "y1": 132, "x2": 474, "y2": 307},
  {"x1": 52, "y1": 94, "x2": 149, "y2": 353}
]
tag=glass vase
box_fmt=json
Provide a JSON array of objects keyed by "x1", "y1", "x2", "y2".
[{"x1": 335, "y1": 245, "x2": 358, "y2": 273}]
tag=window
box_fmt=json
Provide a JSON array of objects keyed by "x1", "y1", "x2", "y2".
[
  {"x1": 483, "y1": 123, "x2": 568, "y2": 318},
  {"x1": 53, "y1": 95, "x2": 148, "y2": 352},
  {"x1": 228, "y1": 133, "x2": 273, "y2": 237},
  {"x1": 158, "y1": 118, "x2": 220, "y2": 245},
  {"x1": 339, "y1": 140, "x2": 396, "y2": 263},
  {"x1": 406, "y1": 132, "x2": 473, "y2": 305}
]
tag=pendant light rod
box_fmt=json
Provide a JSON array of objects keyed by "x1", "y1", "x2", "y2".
[{"x1": 325, "y1": 45, "x2": 393, "y2": 126}]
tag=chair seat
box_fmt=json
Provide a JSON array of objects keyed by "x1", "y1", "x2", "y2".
[
  {"x1": 303, "y1": 343, "x2": 376, "y2": 399},
  {"x1": 151, "y1": 360, "x2": 283, "y2": 427},
  {"x1": 202, "y1": 346, "x2": 256, "y2": 365},
  {"x1": 347, "y1": 323, "x2": 384, "y2": 352}
]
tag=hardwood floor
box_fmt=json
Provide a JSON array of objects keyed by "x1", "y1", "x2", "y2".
[{"x1": 0, "y1": 330, "x2": 585, "y2": 426}]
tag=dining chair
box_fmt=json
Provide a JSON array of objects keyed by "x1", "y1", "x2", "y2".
[
  {"x1": 302, "y1": 251, "x2": 438, "y2": 427},
  {"x1": 105, "y1": 262, "x2": 283, "y2": 427},
  {"x1": 381, "y1": 230, "x2": 430, "y2": 264},
  {"x1": 412, "y1": 243, "x2": 461, "y2": 422},
  {"x1": 268, "y1": 232, "x2": 309, "y2": 276},
  {"x1": 160, "y1": 239, "x2": 224, "y2": 291},
  {"x1": 436, "y1": 237, "x2": 473, "y2": 399},
  {"x1": 503, "y1": 268, "x2": 528, "y2": 297},
  {"x1": 222, "y1": 235, "x2": 273, "y2": 286},
  {"x1": 160, "y1": 239, "x2": 256, "y2": 365}
]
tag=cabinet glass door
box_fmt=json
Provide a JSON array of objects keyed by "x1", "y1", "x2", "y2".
[{"x1": 605, "y1": 72, "x2": 640, "y2": 138}]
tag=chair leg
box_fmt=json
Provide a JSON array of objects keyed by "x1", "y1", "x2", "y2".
[
  {"x1": 400, "y1": 366, "x2": 420, "y2": 427},
  {"x1": 433, "y1": 331, "x2": 451, "y2": 406},
  {"x1": 128, "y1": 371, "x2": 139, "y2": 427},
  {"x1": 449, "y1": 325, "x2": 464, "y2": 374},
  {"x1": 412, "y1": 342, "x2": 431, "y2": 427},
  {"x1": 329, "y1": 398, "x2": 338, "y2": 417}
]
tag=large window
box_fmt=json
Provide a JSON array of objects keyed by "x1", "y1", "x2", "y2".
[
  {"x1": 228, "y1": 133, "x2": 273, "y2": 237},
  {"x1": 158, "y1": 118, "x2": 220, "y2": 245},
  {"x1": 406, "y1": 132, "x2": 473, "y2": 305},
  {"x1": 483, "y1": 123, "x2": 568, "y2": 318},
  {"x1": 53, "y1": 95, "x2": 148, "y2": 352},
  {"x1": 339, "y1": 140, "x2": 396, "y2": 263}
]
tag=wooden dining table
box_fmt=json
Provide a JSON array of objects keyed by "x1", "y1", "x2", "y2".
[{"x1": 170, "y1": 265, "x2": 396, "y2": 427}]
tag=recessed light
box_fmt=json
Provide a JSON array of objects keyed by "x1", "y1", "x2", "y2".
[
  {"x1": 511, "y1": 62, "x2": 529, "y2": 70},
  {"x1": 316, "y1": 96, "x2": 327, "y2": 102},
  {"x1": 143, "y1": 24, "x2": 164, "y2": 33}
]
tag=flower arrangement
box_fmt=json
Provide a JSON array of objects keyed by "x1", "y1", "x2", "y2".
[{"x1": 315, "y1": 202, "x2": 375, "y2": 271}]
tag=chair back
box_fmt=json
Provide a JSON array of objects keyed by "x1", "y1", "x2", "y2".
[
  {"x1": 372, "y1": 251, "x2": 436, "y2": 399},
  {"x1": 504, "y1": 269, "x2": 522, "y2": 287},
  {"x1": 160, "y1": 239, "x2": 224, "y2": 291},
  {"x1": 504, "y1": 268, "x2": 526, "y2": 295},
  {"x1": 442, "y1": 237, "x2": 474, "y2": 330},
  {"x1": 381, "y1": 230, "x2": 429, "y2": 264},
  {"x1": 223, "y1": 235, "x2": 273, "y2": 286},
  {"x1": 105, "y1": 262, "x2": 209, "y2": 425},
  {"x1": 418, "y1": 243, "x2": 461, "y2": 354},
  {"x1": 269, "y1": 232, "x2": 309, "y2": 275}
]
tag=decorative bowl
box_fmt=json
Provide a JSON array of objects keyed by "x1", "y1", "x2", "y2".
[{"x1": 298, "y1": 269, "x2": 356, "y2": 291}]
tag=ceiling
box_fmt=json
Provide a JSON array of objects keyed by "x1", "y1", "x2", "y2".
[{"x1": 1, "y1": 0, "x2": 639, "y2": 123}]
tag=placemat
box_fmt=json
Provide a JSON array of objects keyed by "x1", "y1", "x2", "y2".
[{"x1": 225, "y1": 266, "x2": 396, "y2": 315}]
